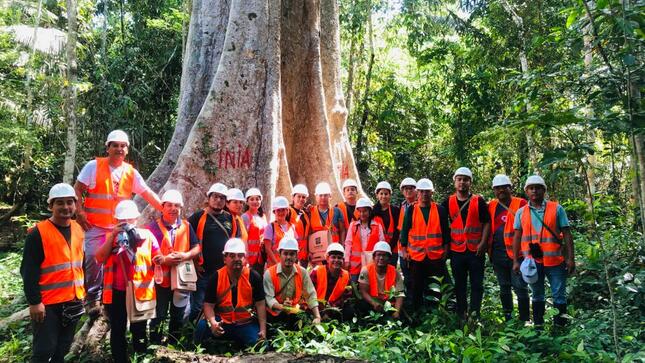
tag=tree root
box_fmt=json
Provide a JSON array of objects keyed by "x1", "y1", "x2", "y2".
[{"x1": 153, "y1": 347, "x2": 365, "y2": 363}]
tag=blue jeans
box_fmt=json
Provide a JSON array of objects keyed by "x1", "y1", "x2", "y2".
[
  {"x1": 83, "y1": 226, "x2": 111, "y2": 303},
  {"x1": 529, "y1": 262, "x2": 567, "y2": 305},
  {"x1": 492, "y1": 258, "x2": 529, "y2": 301},
  {"x1": 194, "y1": 318, "x2": 260, "y2": 347},
  {"x1": 189, "y1": 272, "x2": 212, "y2": 321}
]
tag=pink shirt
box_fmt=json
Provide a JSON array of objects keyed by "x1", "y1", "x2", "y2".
[{"x1": 113, "y1": 229, "x2": 160, "y2": 291}]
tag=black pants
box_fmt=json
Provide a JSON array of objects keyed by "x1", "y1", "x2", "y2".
[
  {"x1": 450, "y1": 251, "x2": 485, "y2": 317},
  {"x1": 105, "y1": 290, "x2": 148, "y2": 363},
  {"x1": 31, "y1": 303, "x2": 79, "y2": 363},
  {"x1": 409, "y1": 258, "x2": 451, "y2": 307},
  {"x1": 150, "y1": 285, "x2": 188, "y2": 345}
]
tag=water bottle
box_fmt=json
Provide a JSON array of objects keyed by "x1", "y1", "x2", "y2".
[{"x1": 154, "y1": 263, "x2": 164, "y2": 284}]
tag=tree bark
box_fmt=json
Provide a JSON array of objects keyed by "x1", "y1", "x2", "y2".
[
  {"x1": 148, "y1": 0, "x2": 364, "y2": 214},
  {"x1": 63, "y1": 0, "x2": 78, "y2": 184}
]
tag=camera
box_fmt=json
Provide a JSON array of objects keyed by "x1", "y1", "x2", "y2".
[{"x1": 116, "y1": 223, "x2": 144, "y2": 250}]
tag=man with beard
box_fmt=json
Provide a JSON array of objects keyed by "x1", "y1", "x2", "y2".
[{"x1": 195, "y1": 238, "x2": 266, "y2": 347}]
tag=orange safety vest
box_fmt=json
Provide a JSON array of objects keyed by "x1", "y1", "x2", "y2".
[
  {"x1": 488, "y1": 197, "x2": 523, "y2": 259},
  {"x1": 308, "y1": 206, "x2": 340, "y2": 242},
  {"x1": 157, "y1": 218, "x2": 191, "y2": 288},
  {"x1": 215, "y1": 266, "x2": 253, "y2": 323},
  {"x1": 84, "y1": 157, "x2": 134, "y2": 228},
  {"x1": 397, "y1": 201, "x2": 415, "y2": 253},
  {"x1": 448, "y1": 195, "x2": 483, "y2": 253},
  {"x1": 266, "y1": 221, "x2": 295, "y2": 267},
  {"x1": 348, "y1": 220, "x2": 381, "y2": 275},
  {"x1": 520, "y1": 201, "x2": 564, "y2": 267},
  {"x1": 374, "y1": 206, "x2": 397, "y2": 253},
  {"x1": 37, "y1": 220, "x2": 85, "y2": 305},
  {"x1": 195, "y1": 210, "x2": 238, "y2": 265},
  {"x1": 103, "y1": 231, "x2": 156, "y2": 304},
  {"x1": 337, "y1": 202, "x2": 359, "y2": 229},
  {"x1": 293, "y1": 207, "x2": 310, "y2": 261},
  {"x1": 267, "y1": 264, "x2": 303, "y2": 316},
  {"x1": 244, "y1": 211, "x2": 266, "y2": 265},
  {"x1": 408, "y1": 203, "x2": 444, "y2": 261},
  {"x1": 366, "y1": 263, "x2": 396, "y2": 302},
  {"x1": 314, "y1": 266, "x2": 349, "y2": 306}
]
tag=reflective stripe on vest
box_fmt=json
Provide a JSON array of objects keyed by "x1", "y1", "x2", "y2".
[
  {"x1": 157, "y1": 219, "x2": 191, "y2": 288},
  {"x1": 488, "y1": 197, "x2": 523, "y2": 259},
  {"x1": 267, "y1": 264, "x2": 303, "y2": 316},
  {"x1": 520, "y1": 201, "x2": 564, "y2": 267},
  {"x1": 349, "y1": 220, "x2": 381, "y2": 275},
  {"x1": 37, "y1": 220, "x2": 85, "y2": 305},
  {"x1": 448, "y1": 195, "x2": 482, "y2": 253},
  {"x1": 337, "y1": 202, "x2": 359, "y2": 230},
  {"x1": 244, "y1": 212, "x2": 266, "y2": 265},
  {"x1": 102, "y1": 231, "x2": 156, "y2": 304},
  {"x1": 215, "y1": 266, "x2": 253, "y2": 323},
  {"x1": 309, "y1": 206, "x2": 339, "y2": 242},
  {"x1": 291, "y1": 206, "x2": 310, "y2": 261},
  {"x1": 367, "y1": 263, "x2": 396, "y2": 301},
  {"x1": 266, "y1": 221, "x2": 295, "y2": 268},
  {"x1": 85, "y1": 157, "x2": 134, "y2": 228},
  {"x1": 314, "y1": 266, "x2": 350, "y2": 306},
  {"x1": 408, "y1": 203, "x2": 444, "y2": 261}
]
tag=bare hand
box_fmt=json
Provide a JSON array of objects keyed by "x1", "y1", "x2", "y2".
[
  {"x1": 75, "y1": 212, "x2": 93, "y2": 231},
  {"x1": 153, "y1": 255, "x2": 164, "y2": 265},
  {"x1": 29, "y1": 303, "x2": 45, "y2": 323},
  {"x1": 400, "y1": 248, "x2": 409, "y2": 261},
  {"x1": 258, "y1": 329, "x2": 266, "y2": 340},
  {"x1": 312, "y1": 317, "x2": 321, "y2": 324},
  {"x1": 566, "y1": 259, "x2": 576, "y2": 274},
  {"x1": 166, "y1": 252, "x2": 183, "y2": 265},
  {"x1": 476, "y1": 242, "x2": 487, "y2": 257},
  {"x1": 210, "y1": 321, "x2": 225, "y2": 336},
  {"x1": 392, "y1": 311, "x2": 400, "y2": 319},
  {"x1": 512, "y1": 261, "x2": 520, "y2": 274},
  {"x1": 373, "y1": 303, "x2": 384, "y2": 312}
]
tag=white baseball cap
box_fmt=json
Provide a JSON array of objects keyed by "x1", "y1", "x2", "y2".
[
  {"x1": 105, "y1": 129, "x2": 129, "y2": 146},
  {"x1": 47, "y1": 183, "x2": 77, "y2": 203},
  {"x1": 520, "y1": 258, "x2": 538, "y2": 284}
]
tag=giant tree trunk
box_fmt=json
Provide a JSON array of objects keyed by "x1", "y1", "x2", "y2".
[{"x1": 150, "y1": 0, "x2": 363, "y2": 213}]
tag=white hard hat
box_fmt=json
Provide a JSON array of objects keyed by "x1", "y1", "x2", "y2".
[
  {"x1": 492, "y1": 174, "x2": 512, "y2": 188},
  {"x1": 326, "y1": 243, "x2": 345, "y2": 255},
  {"x1": 416, "y1": 178, "x2": 435, "y2": 191},
  {"x1": 278, "y1": 237, "x2": 299, "y2": 251},
  {"x1": 341, "y1": 179, "x2": 358, "y2": 190},
  {"x1": 272, "y1": 196, "x2": 290, "y2": 210},
  {"x1": 161, "y1": 189, "x2": 184, "y2": 206},
  {"x1": 223, "y1": 238, "x2": 246, "y2": 254},
  {"x1": 292, "y1": 184, "x2": 309, "y2": 197},
  {"x1": 207, "y1": 183, "x2": 228, "y2": 197},
  {"x1": 374, "y1": 181, "x2": 392, "y2": 194},
  {"x1": 453, "y1": 167, "x2": 473, "y2": 180},
  {"x1": 524, "y1": 175, "x2": 547, "y2": 191},
  {"x1": 105, "y1": 129, "x2": 130, "y2": 146},
  {"x1": 315, "y1": 182, "x2": 332, "y2": 195},
  {"x1": 399, "y1": 177, "x2": 417, "y2": 190},
  {"x1": 114, "y1": 200, "x2": 140, "y2": 220},
  {"x1": 356, "y1": 197, "x2": 374, "y2": 209},
  {"x1": 373, "y1": 241, "x2": 392, "y2": 255},
  {"x1": 47, "y1": 183, "x2": 77, "y2": 203},
  {"x1": 226, "y1": 188, "x2": 245, "y2": 202},
  {"x1": 245, "y1": 187, "x2": 262, "y2": 200}
]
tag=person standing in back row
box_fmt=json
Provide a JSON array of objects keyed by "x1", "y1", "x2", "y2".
[
  {"x1": 74, "y1": 130, "x2": 162, "y2": 316},
  {"x1": 442, "y1": 167, "x2": 490, "y2": 320}
]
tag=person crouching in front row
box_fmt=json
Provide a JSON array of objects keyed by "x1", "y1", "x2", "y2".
[
  {"x1": 194, "y1": 238, "x2": 267, "y2": 347},
  {"x1": 96, "y1": 200, "x2": 161, "y2": 363},
  {"x1": 358, "y1": 241, "x2": 405, "y2": 320}
]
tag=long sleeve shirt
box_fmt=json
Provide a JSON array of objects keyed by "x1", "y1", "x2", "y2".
[{"x1": 263, "y1": 263, "x2": 318, "y2": 310}]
